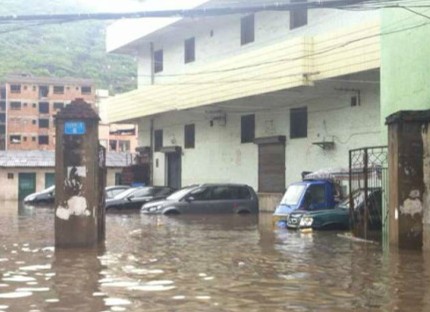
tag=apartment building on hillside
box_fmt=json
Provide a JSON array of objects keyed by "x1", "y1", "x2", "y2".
[
  {"x1": 0, "y1": 74, "x2": 95, "y2": 151},
  {"x1": 0, "y1": 75, "x2": 138, "y2": 153},
  {"x1": 105, "y1": 0, "x2": 383, "y2": 208}
]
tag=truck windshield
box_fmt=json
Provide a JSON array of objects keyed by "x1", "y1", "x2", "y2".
[{"x1": 280, "y1": 184, "x2": 306, "y2": 205}]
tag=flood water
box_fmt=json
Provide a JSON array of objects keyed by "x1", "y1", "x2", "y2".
[{"x1": 1, "y1": 202, "x2": 430, "y2": 312}]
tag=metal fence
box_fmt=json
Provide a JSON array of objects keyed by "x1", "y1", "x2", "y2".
[{"x1": 349, "y1": 146, "x2": 388, "y2": 241}]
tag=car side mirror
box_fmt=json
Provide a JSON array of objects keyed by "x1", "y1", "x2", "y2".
[
  {"x1": 126, "y1": 196, "x2": 133, "y2": 202},
  {"x1": 186, "y1": 196, "x2": 195, "y2": 202}
]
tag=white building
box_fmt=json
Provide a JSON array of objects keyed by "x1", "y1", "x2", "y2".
[{"x1": 105, "y1": 0, "x2": 382, "y2": 210}]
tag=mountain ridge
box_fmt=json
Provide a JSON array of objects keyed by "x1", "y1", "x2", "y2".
[{"x1": 0, "y1": 0, "x2": 137, "y2": 94}]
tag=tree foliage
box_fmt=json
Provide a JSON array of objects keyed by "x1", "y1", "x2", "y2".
[{"x1": 0, "y1": 0, "x2": 137, "y2": 94}]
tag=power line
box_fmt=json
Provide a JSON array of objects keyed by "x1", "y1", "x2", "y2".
[{"x1": 0, "y1": 0, "x2": 390, "y2": 23}]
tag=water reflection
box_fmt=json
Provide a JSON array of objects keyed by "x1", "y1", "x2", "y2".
[{"x1": 1, "y1": 203, "x2": 430, "y2": 311}]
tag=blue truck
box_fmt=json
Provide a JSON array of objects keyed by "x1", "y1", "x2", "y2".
[{"x1": 272, "y1": 172, "x2": 349, "y2": 230}]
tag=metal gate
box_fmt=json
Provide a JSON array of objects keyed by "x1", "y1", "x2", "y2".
[{"x1": 349, "y1": 146, "x2": 388, "y2": 241}]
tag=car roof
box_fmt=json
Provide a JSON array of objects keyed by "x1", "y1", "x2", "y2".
[{"x1": 188, "y1": 183, "x2": 251, "y2": 188}]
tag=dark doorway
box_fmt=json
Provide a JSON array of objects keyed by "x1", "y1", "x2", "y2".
[{"x1": 166, "y1": 152, "x2": 181, "y2": 189}]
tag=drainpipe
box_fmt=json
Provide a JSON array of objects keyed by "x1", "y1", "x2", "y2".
[
  {"x1": 150, "y1": 42, "x2": 155, "y2": 85},
  {"x1": 150, "y1": 118, "x2": 154, "y2": 185}
]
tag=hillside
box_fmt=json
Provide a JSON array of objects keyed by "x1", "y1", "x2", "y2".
[{"x1": 0, "y1": 0, "x2": 137, "y2": 94}]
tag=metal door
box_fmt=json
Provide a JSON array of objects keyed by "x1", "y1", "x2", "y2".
[
  {"x1": 45, "y1": 173, "x2": 55, "y2": 188},
  {"x1": 18, "y1": 173, "x2": 36, "y2": 200},
  {"x1": 258, "y1": 143, "x2": 285, "y2": 192},
  {"x1": 167, "y1": 152, "x2": 181, "y2": 189}
]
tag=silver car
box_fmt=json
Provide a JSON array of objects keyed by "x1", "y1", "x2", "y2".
[{"x1": 141, "y1": 184, "x2": 259, "y2": 215}]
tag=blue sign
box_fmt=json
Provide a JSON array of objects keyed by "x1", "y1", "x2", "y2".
[{"x1": 64, "y1": 121, "x2": 86, "y2": 135}]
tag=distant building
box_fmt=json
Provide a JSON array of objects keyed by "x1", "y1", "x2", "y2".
[
  {"x1": 96, "y1": 89, "x2": 139, "y2": 153},
  {"x1": 0, "y1": 150, "x2": 130, "y2": 200},
  {"x1": 0, "y1": 75, "x2": 138, "y2": 154},
  {"x1": 0, "y1": 74, "x2": 95, "y2": 151}
]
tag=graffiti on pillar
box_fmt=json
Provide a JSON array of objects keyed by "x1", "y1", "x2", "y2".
[
  {"x1": 56, "y1": 165, "x2": 90, "y2": 220},
  {"x1": 400, "y1": 190, "x2": 423, "y2": 217}
]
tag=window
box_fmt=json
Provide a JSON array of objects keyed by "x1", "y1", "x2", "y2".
[
  {"x1": 154, "y1": 129, "x2": 163, "y2": 152},
  {"x1": 115, "y1": 173, "x2": 123, "y2": 185},
  {"x1": 53, "y1": 86, "x2": 64, "y2": 94},
  {"x1": 241, "y1": 14, "x2": 255, "y2": 45},
  {"x1": 189, "y1": 187, "x2": 211, "y2": 200},
  {"x1": 0, "y1": 125, "x2": 5, "y2": 133},
  {"x1": 184, "y1": 124, "x2": 195, "y2": 148},
  {"x1": 154, "y1": 49, "x2": 163, "y2": 73},
  {"x1": 10, "y1": 84, "x2": 21, "y2": 93},
  {"x1": 39, "y1": 102, "x2": 49, "y2": 114},
  {"x1": 10, "y1": 101, "x2": 21, "y2": 110},
  {"x1": 7, "y1": 173, "x2": 13, "y2": 179},
  {"x1": 53, "y1": 102, "x2": 64, "y2": 110},
  {"x1": 32, "y1": 103, "x2": 36, "y2": 108},
  {"x1": 290, "y1": 107, "x2": 307, "y2": 138},
  {"x1": 290, "y1": 0, "x2": 308, "y2": 30},
  {"x1": 351, "y1": 95, "x2": 360, "y2": 107},
  {"x1": 0, "y1": 101, "x2": 5, "y2": 110},
  {"x1": 184, "y1": 37, "x2": 195, "y2": 63},
  {"x1": 32, "y1": 136, "x2": 36, "y2": 142},
  {"x1": 81, "y1": 86, "x2": 92, "y2": 94},
  {"x1": 32, "y1": 120, "x2": 36, "y2": 125},
  {"x1": 303, "y1": 184, "x2": 326, "y2": 210},
  {"x1": 109, "y1": 140, "x2": 117, "y2": 151},
  {"x1": 241, "y1": 114, "x2": 255, "y2": 143},
  {"x1": 118, "y1": 140, "x2": 130, "y2": 152},
  {"x1": 39, "y1": 119, "x2": 49, "y2": 128},
  {"x1": 38, "y1": 135, "x2": 49, "y2": 145},
  {"x1": 39, "y1": 86, "x2": 49, "y2": 97},
  {"x1": 10, "y1": 135, "x2": 21, "y2": 144}
]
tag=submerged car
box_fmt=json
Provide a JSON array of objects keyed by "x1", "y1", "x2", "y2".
[
  {"x1": 23, "y1": 185, "x2": 55, "y2": 204},
  {"x1": 24, "y1": 185, "x2": 130, "y2": 205},
  {"x1": 141, "y1": 183, "x2": 259, "y2": 215},
  {"x1": 105, "y1": 186, "x2": 174, "y2": 210},
  {"x1": 105, "y1": 185, "x2": 130, "y2": 199}
]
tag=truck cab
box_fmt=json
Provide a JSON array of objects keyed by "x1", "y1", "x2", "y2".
[{"x1": 273, "y1": 179, "x2": 342, "y2": 226}]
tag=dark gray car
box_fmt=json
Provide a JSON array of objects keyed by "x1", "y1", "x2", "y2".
[{"x1": 141, "y1": 184, "x2": 259, "y2": 215}]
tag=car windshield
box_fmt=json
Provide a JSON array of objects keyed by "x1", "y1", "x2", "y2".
[
  {"x1": 132, "y1": 188, "x2": 156, "y2": 197},
  {"x1": 280, "y1": 184, "x2": 306, "y2": 205},
  {"x1": 166, "y1": 187, "x2": 193, "y2": 201},
  {"x1": 113, "y1": 188, "x2": 140, "y2": 199}
]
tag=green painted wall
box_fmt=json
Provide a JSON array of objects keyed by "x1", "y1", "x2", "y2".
[
  {"x1": 381, "y1": 7, "x2": 430, "y2": 140},
  {"x1": 381, "y1": 8, "x2": 430, "y2": 249}
]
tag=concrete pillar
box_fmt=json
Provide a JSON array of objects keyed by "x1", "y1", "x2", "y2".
[
  {"x1": 386, "y1": 110, "x2": 430, "y2": 250},
  {"x1": 54, "y1": 98, "x2": 106, "y2": 248}
]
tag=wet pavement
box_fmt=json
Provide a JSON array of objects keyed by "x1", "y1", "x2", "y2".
[{"x1": 1, "y1": 202, "x2": 430, "y2": 311}]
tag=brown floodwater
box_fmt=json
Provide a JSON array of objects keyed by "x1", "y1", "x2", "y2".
[{"x1": 0, "y1": 201, "x2": 430, "y2": 312}]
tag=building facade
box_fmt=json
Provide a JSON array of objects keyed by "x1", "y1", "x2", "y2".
[
  {"x1": 0, "y1": 75, "x2": 138, "y2": 154},
  {"x1": 0, "y1": 74, "x2": 95, "y2": 151},
  {"x1": 105, "y1": 0, "x2": 383, "y2": 209},
  {"x1": 0, "y1": 150, "x2": 129, "y2": 201}
]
